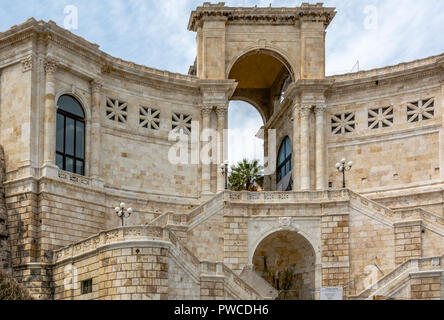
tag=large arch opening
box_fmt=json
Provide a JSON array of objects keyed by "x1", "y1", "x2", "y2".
[
  {"x1": 228, "y1": 49, "x2": 294, "y2": 123},
  {"x1": 228, "y1": 100, "x2": 264, "y2": 171},
  {"x1": 252, "y1": 231, "x2": 316, "y2": 300}
]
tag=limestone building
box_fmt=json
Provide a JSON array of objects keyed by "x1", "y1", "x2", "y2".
[{"x1": 0, "y1": 2, "x2": 443, "y2": 300}]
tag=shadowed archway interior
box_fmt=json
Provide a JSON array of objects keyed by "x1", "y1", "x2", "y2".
[
  {"x1": 253, "y1": 230, "x2": 316, "y2": 300},
  {"x1": 228, "y1": 49, "x2": 294, "y2": 123}
]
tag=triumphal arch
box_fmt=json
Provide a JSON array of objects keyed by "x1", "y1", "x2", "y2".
[{"x1": 0, "y1": 2, "x2": 443, "y2": 300}]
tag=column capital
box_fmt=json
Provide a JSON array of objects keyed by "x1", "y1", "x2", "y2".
[
  {"x1": 314, "y1": 104, "x2": 327, "y2": 115},
  {"x1": 91, "y1": 78, "x2": 103, "y2": 94},
  {"x1": 300, "y1": 105, "x2": 313, "y2": 118},
  {"x1": 201, "y1": 104, "x2": 213, "y2": 116},
  {"x1": 44, "y1": 57, "x2": 58, "y2": 75},
  {"x1": 215, "y1": 105, "x2": 228, "y2": 119},
  {"x1": 21, "y1": 54, "x2": 34, "y2": 73}
]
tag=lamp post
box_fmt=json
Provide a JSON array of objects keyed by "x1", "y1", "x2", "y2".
[
  {"x1": 335, "y1": 158, "x2": 353, "y2": 189},
  {"x1": 220, "y1": 161, "x2": 230, "y2": 190},
  {"x1": 114, "y1": 202, "x2": 133, "y2": 227}
]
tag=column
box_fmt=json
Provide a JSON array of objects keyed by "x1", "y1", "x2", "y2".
[
  {"x1": 315, "y1": 105, "x2": 327, "y2": 190},
  {"x1": 291, "y1": 105, "x2": 300, "y2": 191},
  {"x1": 216, "y1": 105, "x2": 228, "y2": 193},
  {"x1": 263, "y1": 127, "x2": 270, "y2": 191},
  {"x1": 43, "y1": 58, "x2": 57, "y2": 167},
  {"x1": 201, "y1": 105, "x2": 213, "y2": 196},
  {"x1": 300, "y1": 105, "x2": 312, "y2": 190},
  {"x1": 90, "y1": 79, "x2": 103, "y2": 179}
]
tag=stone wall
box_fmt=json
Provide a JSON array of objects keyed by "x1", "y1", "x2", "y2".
[
  {"x1": 54, "y1": 246, "x2": 169, "y2": 300},
  {"x1": 321, "y1": 214, "x2": 350, "y2": 288},
  {"x1": 411, "y1": 274, "x2": 441, "y2": 300},
  {"x1": 0, "y1": 146, "x2": 11, "y2": 275},
  {"x1": 394, "y1": 221, "x2": 422, "y2": 265}
]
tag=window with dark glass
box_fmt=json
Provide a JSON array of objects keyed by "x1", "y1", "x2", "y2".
[
  {"x1": 81, "y1": 279, "x2": 92, "y2": 295},
  {"x1": 56, "y1": 95, "x2": 85, "y2": 176},
  {"x1": 277, "y1": 136, "x2": 292, "y2": 183}
]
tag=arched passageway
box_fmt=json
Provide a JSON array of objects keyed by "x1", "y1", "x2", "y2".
[
  {"x1": 252, "y1": 231, "x2": 316, "y2": 300},
  {"x1": 228, "y1": 100, "x2": 264, "y2": 167},
  {"x1": 228, "y1": 49, "x2": 294, "y2": 123}
]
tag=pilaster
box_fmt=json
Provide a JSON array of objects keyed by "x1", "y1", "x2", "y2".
[
  {"x1": 90, "y1": 78, "x2": 104, "y2": 188},
  {"x1": 216, "y1": 105, "x2": 228, "y2": 193},
  {"x1": 315, "y1": 104, "x2": 327, "y2": 190},
  {"x1": 42, "y1": 57, "x2": 58, "y2": 178},
  {"x1": 299, "y1": 105, "x2": 312, "y2": 191}
]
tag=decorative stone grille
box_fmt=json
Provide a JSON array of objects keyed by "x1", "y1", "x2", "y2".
[
  {"x1": 331, "y1": 112, "x2": 356, "y2": 135},
  {"x1": 368, "y1": 106, "x2": 394, "y2": 129},
  {"x1": 172, "y1": 113, "x2": 192, "y2": 135},
  {"x1": 407, "y1": 98, "x2": 434, "y2": 123},
  {"x1": 106, "y1": 97, "x2": 128, "y2": 123},
  {"x1": 139, "y1": 106, "x2": 160, "y2": 130}
]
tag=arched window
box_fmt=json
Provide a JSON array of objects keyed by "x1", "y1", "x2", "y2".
[
  {"x1": 277, "y1": 136, "x2": 291, "y2": 183},
  {"x1": 56, "y1": 95, "x2": 85, "y2": 176}
]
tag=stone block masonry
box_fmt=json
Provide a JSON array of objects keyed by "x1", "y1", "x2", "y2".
[
  {"x1": 411, "y1": 274, "x2": 441, "y2": 300},
  {"x1": 394, "y1": 221, "x2": 422, "y2": 265},
  {"x1": 0, "y1": 145, "x2": 11, "y2": 275},
  {"x1": 321, "y1": 214, "x2": 350, "y2": 288}
]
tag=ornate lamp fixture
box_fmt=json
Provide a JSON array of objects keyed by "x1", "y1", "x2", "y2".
[
  {"x1": 114, "y1": 202, "x2": 133, "y2": 227},
  {"x1": 335, "y1": 158, "x2": 353, "y2": 189}
]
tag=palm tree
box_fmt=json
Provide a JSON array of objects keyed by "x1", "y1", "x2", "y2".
[{"x1": 228, "y1": 159, "x2": 264, "y2": 191}]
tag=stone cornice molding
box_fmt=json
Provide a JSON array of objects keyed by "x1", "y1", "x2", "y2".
[
  {"x1": 188, "y1": 3, "x2": 336, "y2": 31},
  {"x1": 0, "y1": 18, "x2": 200, "y2": 92},
  {"x1": 199, "y1": 79, "x2": 238, "y2": 106},
  {"x1": 329, "y1": 54, "x2": 444, "y2": 91},
  {"x1": 294, "y1": 78, "x2": 335, "y2": 94}
]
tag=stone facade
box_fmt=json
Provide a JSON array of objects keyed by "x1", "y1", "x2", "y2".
[{"x1": 0, "y1": 3, "x2": 443, "y2": 300}]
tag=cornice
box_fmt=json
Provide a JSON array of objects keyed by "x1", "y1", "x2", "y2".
[
  {"x1": 0, "y1": 18, "x2": 200, "y2": 92},
  {"x1": 328, "y1": 65, "x2": 442, "y2": 94},
  {"x1": 188, "y1": 3, "x2": 336, "y2": 31},
  {"x1": 198, "y1": 79, "x2": 238, "y2": 98}
]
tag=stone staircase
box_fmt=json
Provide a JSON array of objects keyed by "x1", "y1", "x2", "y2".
[
  {"x1": 239, "y1": 265, "x2": 279, "y2": 300},
  {"x1": 352, "y1": 255, "x2": 444, "y2": 300},
  {"x1": 349, "y1": 190, "x2": 444, "y2": 236}
]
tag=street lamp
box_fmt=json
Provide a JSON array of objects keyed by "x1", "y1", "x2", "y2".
[
  {"x1": 114, "y1": 202, "x2": 133, "y2": 227},
  {"x1": 335, "y1": 158, "x2": 353, "y2": 189},
  {"x1": 220, "y1": 161, "x2": 230, "y2": 190}
]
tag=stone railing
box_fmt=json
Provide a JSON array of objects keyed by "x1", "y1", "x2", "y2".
[
  {"x1": 149, "y1": 212, "x2": 188, "y2": 228},
  {"x1": 54, "y1": 226, "x2": 165, "y2": 263},
  {"x1": 199, "y1": 262, "x2": 263, "y2": 300},
  {"x1": 396, "y1": 208, "x2": 444, "y2": 227},
  {"x1": 57, "y1": 170, "x2": 91, "y2": 187},
  {"x1": 187, "y1": 192, "x2": 225, "y2": 223},
  {"x1": 167, "y1": 229, "x2": 200, "y2": 271},
  {"x1": 226, "y1": 189, "x2": 349, "y2": 203},
  {"x1": 354, "y1": 255, "x2": 444, "y2": 299},
  {"x1": 349, "y1": 190, "x2": 395, "y2": 220}
]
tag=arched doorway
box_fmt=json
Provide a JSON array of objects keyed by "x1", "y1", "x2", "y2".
[{"x1": 252, "y1": 231, "x2": 316, "y2": 300}]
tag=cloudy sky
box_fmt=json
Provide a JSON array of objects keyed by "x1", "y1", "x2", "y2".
[{"x1": 2, "y1": 0, "x2": 443, "y2": 165}]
